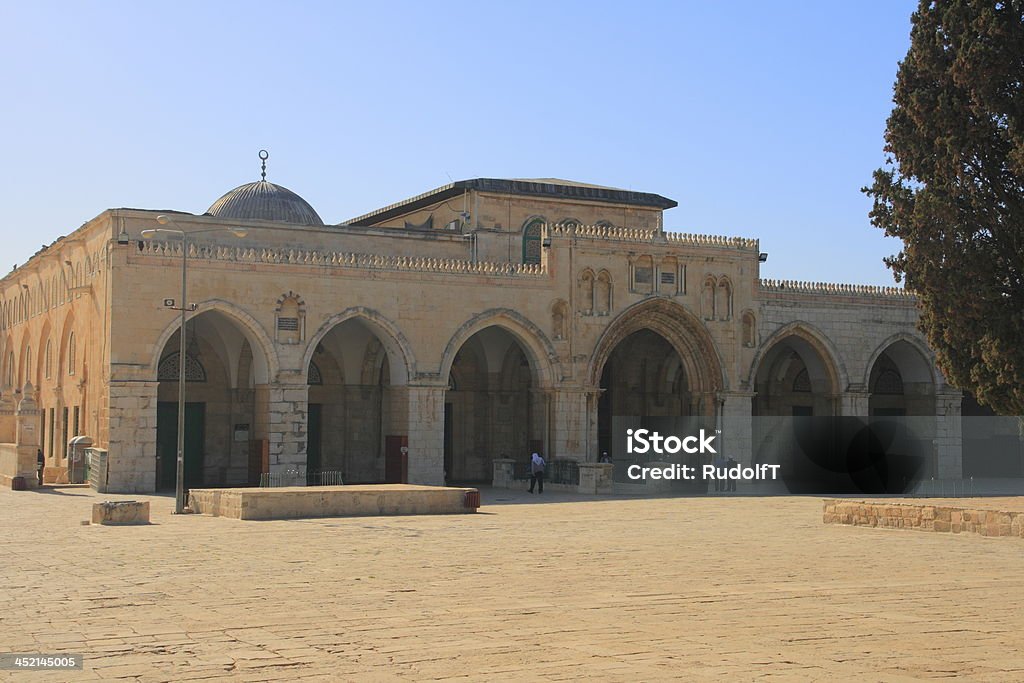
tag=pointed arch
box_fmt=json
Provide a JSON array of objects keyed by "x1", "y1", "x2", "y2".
[
  {"x1": 148, "y1": 299, "x2": 278, "y2": 384},
  {"x1": 588, "y1": 298, "x2": 726, "y2": 393},
  {"x1": 748, "y1": 321, "x2": 848, "y2": 393},
  {"x1": 440, "y1": 308, "x2": 559, "y2": 389},
  {"x1": 862, "y1": 332, "x2": 939, "y2": 388},
  {"x1": 303, "y1": 307, "x2": 414, "y2": 386}
]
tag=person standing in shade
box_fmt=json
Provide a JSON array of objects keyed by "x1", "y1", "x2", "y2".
[
  {"x1": 528, "y1": 452, "x2": 546, "y2": 494},
  {"x1": 725, "y1": 456, "x2": 738, "y2": 492},
  {"x1": 36, "y1": 448, "x2": 44, "y2": 486},
  {"x1": 599, "y1": 451, "x2": 612, "y2": 464}
]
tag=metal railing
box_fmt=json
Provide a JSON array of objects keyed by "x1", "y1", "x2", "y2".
[
  {"x1": 908, "y1": 477, "x2": 975, "y2": 498},
  {"x1": 259, "y1": 469, "x2": 345, "y2": 488},
  {"x1": 512, "y1": 459, "x2": 580, "y2": 486}
]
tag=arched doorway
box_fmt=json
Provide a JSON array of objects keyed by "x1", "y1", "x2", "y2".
[
  {"x1": 590, "y1": 300, "x2": 724, "y2": 463},
  {"x1": 753, "y1": 331, "x2": 840, "y2": 417},
  {"x1": 155, "y1": 310, "x2": 268, "y2": 490},
  {"x1": 597, "y1": 329, "x2": 700, "y2": 456},
  {"x1": 444, "y1": 326, "x2": 543, "y2": 483},
  {"x1": 306, "y1": 317, "x2": 405, "y2": 484},
  {"x1": 866, "y1": 339, "x2": 935, "y2": 417}
]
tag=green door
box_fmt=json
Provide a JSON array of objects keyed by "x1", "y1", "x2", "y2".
[{"x1": 156, "y1": 402, "x2": 205, "y2": 491}]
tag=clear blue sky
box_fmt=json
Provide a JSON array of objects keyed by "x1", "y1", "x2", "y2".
[{"x1": 0, "y1": 1, "x2": 917, "y2": 286}]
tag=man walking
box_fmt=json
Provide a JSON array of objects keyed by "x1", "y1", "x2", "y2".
[{"x1": 528, "y1": 452, "x2": 546, "y2": 494}]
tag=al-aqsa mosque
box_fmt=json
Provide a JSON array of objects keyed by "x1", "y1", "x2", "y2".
[{"x1": 0, "y1": 154, "x2": 971, "y2": 492}]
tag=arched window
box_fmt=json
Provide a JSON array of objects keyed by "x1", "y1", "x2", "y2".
[
  {"x1": 522, "y1": 219, "x2": 544, "y2": 265},
  {"x1": 308, "y1": 361, "x2": 323, "y2": 386},
  {"x1": 873, "y1": 369, "x2": 904, "y2": 395},
  {"x1": 44, "y1": 340, "x2": 52, "y2": 379},
  {"x1": 67, "y1": 332, "x2": 76, "y2": 376},
  {"x1": 158, "y1": 352, "x2": 207, "y2": 383},
  {"x1": 25, "y1": 346, "x2": 31, "y2": 386},
  {"x1": 5, "y1": 351, "x2": 13, "y2": 387},
  {"x1": 793, "y1": 368, "x2": 811, "y2": 393}
]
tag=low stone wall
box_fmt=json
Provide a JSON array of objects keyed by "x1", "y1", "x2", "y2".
[
  {"x1": 0, "y1": 443, "x2": 17, "y2": 487},
  {"x1": 189, "y1": 484, "x2": 480, "y2": 520},
  {"x1": 823, "y1": 499, "x2": 1024, "y2": 538}
]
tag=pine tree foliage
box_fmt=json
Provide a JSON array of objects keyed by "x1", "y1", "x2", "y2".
[{"x1": 866, "y1": 0, "x2": 1024, "y2": 415}]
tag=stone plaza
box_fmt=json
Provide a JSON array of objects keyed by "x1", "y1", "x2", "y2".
[{"x1": 2, "y1": 486, "x2": 1023, "y2": 681}]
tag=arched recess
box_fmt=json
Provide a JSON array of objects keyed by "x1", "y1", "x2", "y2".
[
  {"x1": 750, "y1": 323, "x2": 846, "y2": 417},
  {"x1": 36, "y1": 321, "x2": 52, "y2": 387},
  {"x1": 578, "y1": 269, "x2": 595, "y2": 316},
  {"x1": 864, "y1": 335, "x2": 936, "y2": 416},
  {"x1": 2, "y1": 335, "x2": 13, "y2": 388},
  {"x1": 589, "y1": 299, "x2": 726, "y2": 458},
  {"x1": 443, "y1": 322, "x2": 547, "y2": 483},
  {"x1": 439, "y1": 309, "x2": 559, "y2": 389},
  {"x1": 152, "y1": 304, "x2": 276, "y2": 491},
  {"x1": 302, "y1": 307, "x2": 414, "y2": 387},
  {"x1": 302, "y1": 310, "x2": 414, "y2": 483},
  {"x1": 588, "y1": 298, "x2": 726, "y2": 394},
  {"x1": 17, "y1": 332, "x2": 31, "y2": 390},
  {"x1": 149, "y1": 299, "x2": 277, "y2": 385}
]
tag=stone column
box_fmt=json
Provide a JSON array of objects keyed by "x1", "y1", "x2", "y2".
[
  {"x1": 935, "y1": 391, "x2": 963, "y2": 479},
  {"x1": 548, "y1": 387, "x2": 588, "y2": 462},
  {"x1": 15, "y1": 384, "x2": 40, "y2": 488},
  {"x1": 405, "y1": 383, "x2": 446, "y2": 486},
  {"x1": 261, "y1": 382, "x2": 308, "y2": 473},
  {"x1": 105, "y1": 380, "x2": 158, "y2": 493},
  {"x1": 584, "y1": 386, "x2": 602, "y2": 462},
  {"x1": 719, "y1": 391, "x2": 754, "y2": 465},
  {"x1": 840, "y1": 389, "x2": 870, "y2": 417}
]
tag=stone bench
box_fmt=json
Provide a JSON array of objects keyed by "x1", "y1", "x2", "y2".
[{"x1": 91, "y1": 500, "x2": 150, "y2": 525}]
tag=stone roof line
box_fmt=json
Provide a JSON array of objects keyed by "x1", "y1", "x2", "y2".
[
  {"x1": 759, "y1": 279, "x2": 914, "y2": 299},
  {"x1": 136, "y1": 239, "x2": 546, "y2": 277}
]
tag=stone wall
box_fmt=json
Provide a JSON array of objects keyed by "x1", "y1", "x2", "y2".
[{"x1": 823, "y1": 499, "x2": 1024, "y2": 538}]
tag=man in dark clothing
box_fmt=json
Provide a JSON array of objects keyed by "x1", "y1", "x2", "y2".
[
  {"x1": 726, "y1": 456, "x2": 738, "y2": 492},
  {"x1": 36, "y1": 448, "x2": 44, "y2": 486}
]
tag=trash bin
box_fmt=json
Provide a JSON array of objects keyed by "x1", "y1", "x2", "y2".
[
  {"x1": 67, "y1": 435, "x2": 94, "y2": 484},
  {"x1": 11, "y1": 476, "x2": 26, "y2": 491}
]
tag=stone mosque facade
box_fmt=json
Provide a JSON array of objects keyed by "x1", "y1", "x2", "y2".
[{"x1": 0, "y1": 166, "x2": 968, "y2": 492}]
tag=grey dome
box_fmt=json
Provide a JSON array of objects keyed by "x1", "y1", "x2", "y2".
[{"x1": 206, "y1": 180, "x2": 323, "y2": 226}]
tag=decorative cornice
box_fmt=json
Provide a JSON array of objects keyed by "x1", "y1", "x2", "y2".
[
  {"x1": 759, "y1": 279, "x2": 915, "y2": 299},
  {"x1": 135, "y1": 240, "x2": 546, "y2": 278}
]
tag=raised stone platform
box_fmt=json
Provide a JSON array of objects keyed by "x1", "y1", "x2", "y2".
[
  {"x1": 824, "y1": 498, "x2": 1024, "y2": 538},
  {"x1": 91, "y1": 500, "x2": 150, "y2": 525},
  {"x1": 189, "y1": 484, "x2": 480, "y2": 520}
]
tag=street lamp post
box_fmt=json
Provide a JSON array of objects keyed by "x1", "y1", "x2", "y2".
[{"x1": 141, "y1": 217, "x2": 247, "y2": 514}]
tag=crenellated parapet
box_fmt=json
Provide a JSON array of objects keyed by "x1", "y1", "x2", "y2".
[
  {"x1": 549, "y1": 222, "x2": 758, "y2": 250},
  {"x1": 759, "y1": 279, "x2": 916, "y2": 299},
  {"x1": 136, "y1": 240, "x2": 547, "y2": 277}
]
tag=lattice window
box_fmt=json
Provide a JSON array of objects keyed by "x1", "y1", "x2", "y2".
[
  {"x1": 522, "y1": 219, "x2": 543, "y2": 264},
  {"x1": 873, "y1": 369, "x2": 904, "y2": 395},
  {"x1": 308, "y1": 361, "x2": 323, "y2": 386},
  {"x1": 792, "y1": 368, "x2": 811, "y2": 393},
  {"x1": 158, "y1": 352, "x2": 207, "y2": 382}
]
